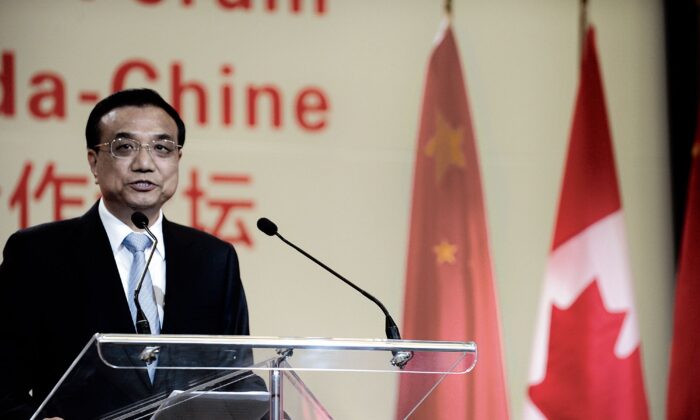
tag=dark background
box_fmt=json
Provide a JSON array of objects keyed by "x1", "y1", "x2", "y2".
[{"x1": 665, "y1": 0, "x2": 698, "y2": 260}]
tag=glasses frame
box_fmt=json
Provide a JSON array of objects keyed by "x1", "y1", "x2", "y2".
[{"x1": 93, "y1": 137, "x2": 183, "y2": 160}]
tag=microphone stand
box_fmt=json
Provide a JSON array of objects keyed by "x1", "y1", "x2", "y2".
[{"x1": 257, "y1": 218, "x2": 413, "y2": 369}]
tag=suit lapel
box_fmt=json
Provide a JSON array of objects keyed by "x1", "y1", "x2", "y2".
[
  {"x1": 78, "y1": 204, "x2": 135, "y2": 334},
  {"x1": 153, "y1": 219, "x2": 193, "y2": 390},
  {"x1": 160, "y1": 218, "x2": 193, "y2": 335}
]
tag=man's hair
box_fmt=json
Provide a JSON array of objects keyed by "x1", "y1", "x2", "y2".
[{"x1": 85, "y1": 88, "x2": 186, "y2": 148}]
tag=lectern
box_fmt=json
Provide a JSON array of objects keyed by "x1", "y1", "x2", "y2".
[{"x1": 33, "y1": 334, "x2": 476, "y2": 419}]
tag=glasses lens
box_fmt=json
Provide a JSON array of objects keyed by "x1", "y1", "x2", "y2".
[
  {"x1": 111, "y1": 138, "x2": 139, "y2": 158},
  {"x1": 151, "y1": 140, "x2": 178, "y2": 158}
]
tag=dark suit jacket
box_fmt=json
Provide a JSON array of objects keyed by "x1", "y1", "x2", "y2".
[{"x1": 0, "y1": 203, "x2": 262, "y2": 419}]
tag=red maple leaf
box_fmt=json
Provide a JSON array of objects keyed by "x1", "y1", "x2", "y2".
[{"x1": 528, "y1": 280, "x2": 648, "y2": 419}]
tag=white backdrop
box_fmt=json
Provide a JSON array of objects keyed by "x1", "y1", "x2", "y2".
[{"x1": 0, "y1": 1, "x2": 672, "y2": 418}]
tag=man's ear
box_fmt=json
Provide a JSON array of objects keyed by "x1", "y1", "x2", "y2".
[{"x1": 87, "y1": 149, "x2": 99, "y2": 182}]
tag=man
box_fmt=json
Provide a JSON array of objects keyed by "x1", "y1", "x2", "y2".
[{"x1": 0, "y1": 89, "x2": 263, "y2": 419}]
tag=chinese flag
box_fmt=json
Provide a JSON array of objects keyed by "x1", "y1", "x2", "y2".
[
  {"x1": 667, "y1": 112, "x2": 700, "y2": 419},
  {"x1": 524, "y1": 27, "x2": 649, "y2": 419},
  {"x1": 397, "y1": 20, "x2": 510, "y2": 419}
]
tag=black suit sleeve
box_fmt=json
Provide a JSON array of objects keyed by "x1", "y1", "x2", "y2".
[{"x1": 0, "y1": 232, "x2": 40, "y2": 419}]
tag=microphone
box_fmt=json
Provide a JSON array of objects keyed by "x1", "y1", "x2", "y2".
[
  {"x1": 131, "y1": 212, "x2": 158, "y2": 335},
  {"x1": 257, "y1": 217, "x2": 413, "y2": 368}
]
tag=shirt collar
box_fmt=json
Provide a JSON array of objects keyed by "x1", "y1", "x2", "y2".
[{"x1": 98, "y1": 199, "x2": 165, "y2": 258}]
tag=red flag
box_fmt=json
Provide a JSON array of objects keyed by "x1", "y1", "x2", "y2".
[
  {"x1": 397, "y1": 19, "x2": 510, "y2": 420},
  {"x1": 524, "y1": 27, "x2": 649, "y2": 419},
  {"x1": 667, "y1": 114, "x2": 700, "y2": 419}
]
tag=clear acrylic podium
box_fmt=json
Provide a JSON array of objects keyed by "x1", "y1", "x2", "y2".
[{"x1": 33, "y1": 334, "x2": 477, "y2": 419}]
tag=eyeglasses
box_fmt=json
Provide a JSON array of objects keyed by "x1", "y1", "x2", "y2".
[{"x1": 94, "y1": 137, "x2": 182, "y2": 160}]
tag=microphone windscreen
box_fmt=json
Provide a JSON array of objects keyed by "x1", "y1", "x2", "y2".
[
  {"x1": 131, "y1": 212, "x2": 150, "y2": 229},
  {"x1": 257, "y1": 217, "x2": 278, "y2": 236}
]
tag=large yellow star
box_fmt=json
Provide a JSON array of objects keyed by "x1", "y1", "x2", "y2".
[
  {"x1": 433, "y1": 240, "x2": 458, "y2": 265},
  {"x1": 424, "y1": 111, "x2": 466, "y2": 183}
]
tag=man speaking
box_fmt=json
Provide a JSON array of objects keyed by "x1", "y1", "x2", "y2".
[{"x1": 0, "y1": 89, "x2": 263, "y2": 419}]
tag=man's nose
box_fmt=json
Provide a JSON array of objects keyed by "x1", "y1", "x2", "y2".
[{"x1": 131, "y1": 144, "x2": 156, "y2": 170}]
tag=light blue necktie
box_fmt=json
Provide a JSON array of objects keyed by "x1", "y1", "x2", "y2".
[{"x1": 123, "y1": 232, "x2": 160, "y2": 382}]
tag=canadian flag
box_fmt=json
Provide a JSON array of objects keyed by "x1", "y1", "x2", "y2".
[{"x1": 523, "y1": 27, "x2": 649, "y2": 419}]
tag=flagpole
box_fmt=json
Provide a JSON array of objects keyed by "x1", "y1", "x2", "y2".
[
  {"x1": 579, "y1": 0, "x2": 589, "y2": 59},
  {"x1": 445, "y1": 0, "x2": 452, "y2": 15}
]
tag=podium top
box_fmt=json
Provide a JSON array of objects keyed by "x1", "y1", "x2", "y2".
[
  {"x1": 94, "y1": 333, "x2": 477, "y2": 374},
  {"x1": 97, "y1": 333, "x2": 475, "y2": 351}
]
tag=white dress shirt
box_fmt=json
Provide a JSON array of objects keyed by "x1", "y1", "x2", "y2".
[{"x1": 98, "y1": 199, "x2": 166, "y2": 327}]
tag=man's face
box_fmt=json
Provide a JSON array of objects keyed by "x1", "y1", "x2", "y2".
[{"x1": 87, "y1": 105, "x2": 181, "y2": 226}]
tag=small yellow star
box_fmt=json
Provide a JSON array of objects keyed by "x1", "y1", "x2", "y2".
[
  {"x1": 424, "y1": 111, "x2": 466, "y2": 183},
  {"x1": 433, "y1": 240, "x2": 458, "y2": 265}
]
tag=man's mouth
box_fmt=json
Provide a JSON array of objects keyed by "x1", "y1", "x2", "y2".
[{"x1": 129, "y1": 181, "x2": 157, "y2": 191}]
